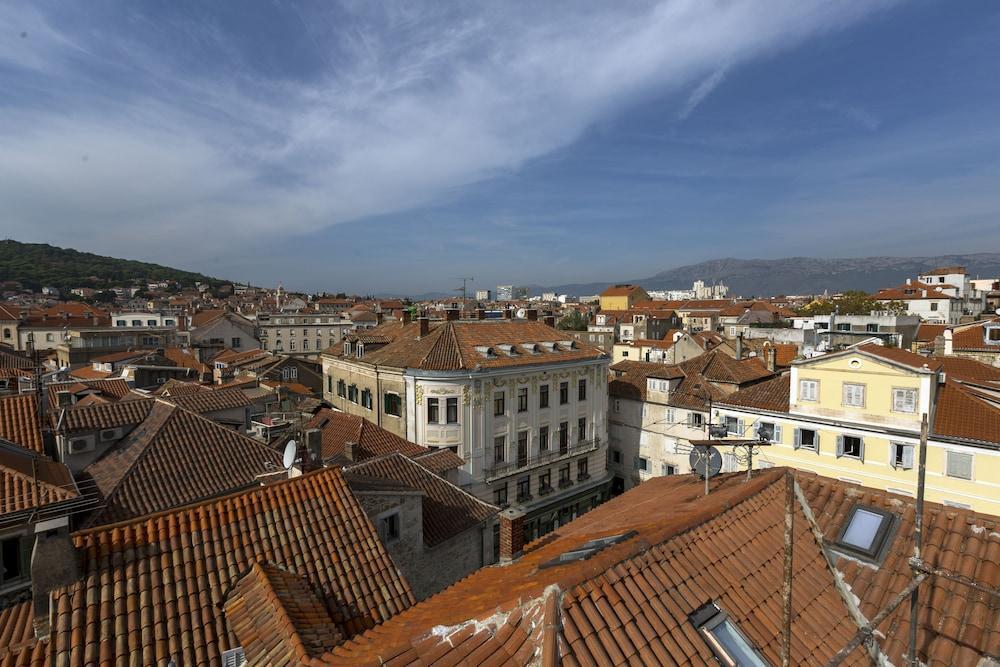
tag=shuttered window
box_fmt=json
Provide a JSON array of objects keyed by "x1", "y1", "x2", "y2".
[
  {"x1": 945, "y1": 451, "x2": 973, "y2": 480},
  {"x1": 799, "y1": 380, "x2": 819, "y2": 402},
  {"x1": 842, "y1": 383, "x2": 866, "y2": 407},
  {"x1": 892, "y1": 388, "x2": 918, "y2": 413}
]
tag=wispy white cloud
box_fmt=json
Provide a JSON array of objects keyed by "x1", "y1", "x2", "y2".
[{"x1": 0, "y1": 1, "x2": 897, "y2": 266}]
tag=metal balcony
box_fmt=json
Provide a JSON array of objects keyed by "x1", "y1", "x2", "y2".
[{"x1": 484, "y1": 438, "x2": 601, "y2": 483}]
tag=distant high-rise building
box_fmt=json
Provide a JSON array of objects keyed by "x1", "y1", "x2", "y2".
[
  {"x1": 475, "y1": 289, "x2": 491, "y2": 302},
  {"x1": 496, "y1": 285, "x2": 513, "y2": 301}
]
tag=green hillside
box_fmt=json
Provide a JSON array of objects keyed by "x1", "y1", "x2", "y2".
[{"x1": 0, "y1": 240, "x2": 224, "y2": 291}]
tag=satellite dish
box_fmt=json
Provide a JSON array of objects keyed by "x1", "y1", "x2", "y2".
[
  {"x1": 282, "y1": 440, "x2": 297, "y2": 470},
  {"x1": 689, "y1": 446, "x2": 722, "y2": 480}
]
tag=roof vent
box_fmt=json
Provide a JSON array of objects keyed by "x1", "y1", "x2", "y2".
[
  {"x1": 475, "y1": 346, "x2": 496, "y2": 358},
  {"x1": 538, "y1": 531, "x2": 636, "y2": 569},
  {"x1": 498, "y1": 344, "x2": 518, "y2": 356}
]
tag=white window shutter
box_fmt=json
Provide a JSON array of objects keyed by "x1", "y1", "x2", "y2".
[
  {"x1": 793, "y1": 428, "x2": 801, "y2": 450},
  {"x1": 836, "y1": 435, "x2": 844, "y2": 458},
  {"x1": 903, "y1": 445, "x2": 914, "y2": 470},
  {"x1": 859, "y1": 438, "x2": 865, "y2": 463},
  {"x1": 889, "y1": 443, "x2": 897, "y2": 469},
  {"x1": 737, "y1": 419, "x2": 745, "y2": 436},
  {"x1": 814, "y1": 432, "x2": 821, "y2": 455},
  {"x1": 774, "y1": 424, "x2": 782, "y2": 443}
]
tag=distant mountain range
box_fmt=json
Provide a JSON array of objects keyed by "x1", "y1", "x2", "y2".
[{"x1": 540, "y1": 253, "x2": 1000, "y2": 298}]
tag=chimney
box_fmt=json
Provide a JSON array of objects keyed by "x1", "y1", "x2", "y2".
[
  {"x1": 31, "y1": 519, "x2": 80, "y2": 640},
  {"x1": 943, "y1": 328, "x2": 953, "y2": 356},
  {"x1": 498, "y1": 508, "x2": 525, "y2": 563},
  {"x1": 445, "y1": 308, "x2": 460, "y2": 321},
  {"x1": 477, "y1": 308, "x2": 486, "y2": 320},
  {"x1": 543, "y1": 315, "x2": 556, "y2": 328},
  {"x1": 92, "y1": 316, "x2": 99, "y2": 326},
  {"x1": 304, "y1": 428, "x2": 323, "y2": 468},
  {"x1": 735, "y1": 333, "x2": 743, "y2": 360},
  {"x1": 418, "y1": 317, "x2": 430, "y2": 338},
  {"x1": 527, "y1": 309, "x2": 538, "y2": 321},
  {"x1": 344, "y1": 440, "x2": 358, "y2": 462},
  {"x1": 401, "y1": 310, "x2": 412, "y2": 326},
  {"x1": 767, "y1": 346, "x2": 776, "y2": 372},
  {"x1": 503, "y1": 308, "x2": 513, "y2": 320},
  {"x1": 376, "y1": 311, "x2": 384, "y2": 325}
]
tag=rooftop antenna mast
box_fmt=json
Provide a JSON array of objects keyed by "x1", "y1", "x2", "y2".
[{"x1": 455, "y1": 277, "x2": 473, "y2": 310}]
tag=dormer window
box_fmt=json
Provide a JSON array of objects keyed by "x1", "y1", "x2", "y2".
[
  {"x1": 834, "y1": 504, "x2": 897, "y2": 563},
  {"x1": 344, "y1": 341, "x2": 353, "y2": 356},
  {"x1": 986, "y1": 325, "x2": 1000, "y2": 345}
]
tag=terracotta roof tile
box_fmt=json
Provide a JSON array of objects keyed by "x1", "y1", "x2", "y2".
[
  {"x1": 932, "y1": 382, "x2": 1000, "y2": 445},
  {"x1": 0, "y1": 448, "x2": 77, "y2": 516},
  {"x1": 0, "y1": 395, "x2": 43, "y2": 454},
  {"x1": 0, "y1": 600, "x2": 45, "y2": 666},
  {"x1": 81, "y1": 400, "x2": 283, "y2": 526},
  {"x1": 0, "y1": 349, "x2": 32, "y2": 371},
  {"x1": 46, "y1": 379, "x2": 131, "y2": 408},
  {"x1": 49, "y1": 466, "x2": 415, "y2": 665},
  {"x1": 718, "y1": 375, "x2": 791, "y2": 413},
  {"x1": 57, "y1": 398, "x2": 155, "y2": 433},
  {"x1": 160, "y1": 386, "x2": 251, "y2": 413},
  {"x1": 951, "y1": 318, "x2": 1000, "y2": 352},
  {"x1": 346, "y1": 453, "x2": 497, "y2": 547},
  {"x1": 304, "y1": 409, "x2": 429, "y2": 462}
]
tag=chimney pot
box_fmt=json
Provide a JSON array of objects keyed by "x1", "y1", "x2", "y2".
[
  {"x1": 31, "y1": 522, "x2": 79, "y2": 640},
  {"x1": 304, "y1": 428, "x2": 323, "y2": 469},
  {"x1": 344, "y1": 440, "x2": 357, "y2": 462},
  {"x1": 446, "y1": 308, "x2": 459, "y2": 321},
  {"x1": 527, "y1": 309, "x2": 538, "y2": 321},
  {"x1": 402, "y1": 311, "x2": 412, "y2": 326},
  {"x1": 498, "y1": 508, "x2": 526, "y2": 563},
  {"x1": 477, "y1": 308, "x2": 486, "y2": 320},
  {"x1": 504, "y1": 309, "x2": 513, "y2": 320},
  {"x1": 735, "y1": 333, "x2": 743, "y2": 360},
  {"x1": 418, "y1": 317, "x2": 430, "y2": 337},
  {"x1": 543, "y1": 315, "x2": 556, "y2": 328},
  {"x1": 767, "y1": 346, "x2": 776, "y2": 372}
]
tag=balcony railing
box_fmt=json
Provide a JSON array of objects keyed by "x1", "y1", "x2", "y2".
[{"x1": 484, "y1": 438, "x2": 600, "y2": 483}]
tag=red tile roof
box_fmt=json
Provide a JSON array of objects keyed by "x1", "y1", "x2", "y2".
[
  {"x1": 920, "y1": 266, "x2": 966, "y2": 276},
  {"x1": 46, "y1": 379, "x2": 131, "y2": 408},
  {"x1": 0, "y1": 349, "x2": 32, "y2": 370},
  {"x1": 0, "y1": 448, "x2": 77, "y2": 516},
  {"x1": 0, "y1": 600, "x2": 45, "y2": 666},
  {"x1": 346, "y1": 453, "x2": 497, "y2": 547},
  {"x1": 875, "y1": 282, "x2": 955, "y2": 301},
  {"x1": 304, "y1": 409, "x2": 434, "y2": 462},
  {"x1": 64, "y1": 367, "x2": 112, "y2": 380},
  {"x1": 329, "y1": 469, "x2": 866, "y2": 665},
  {"x1": 951, "y1": 318, "x2": 1000, "y2": 352},
  {"x1": 932, "y1": 382, "x2": 1000, "y2": 445},
  {"x1": 718, "y1": 375, "x2": 791, "y2": 413},
  {"x1": 0, "y1": 395, "x2": 43, "y2": 454},
  {"x1": 57, "y1": 398, "x2": 155, "y2": 433},
  {"x1": 49, "y1": 467, "x2": 415, "y2": 665},
  {"x1": 160, "y1": 386, "x2": 251, "y2": 413},
  {"x1": 363, "y1": 320, "x2": 607, "y2": 371},
  {"x1": 854, "y1": 344, "x2": 941, "y2": 372},
  {"x1": 223, "y1": 562, "x2": 344, "y2": 664},
  {"x1": 599, "y1": 284, "x2": 645, "y2": 297},
  {"x1": 81, "y1": 400, "x2": 283, "y2": 526}
]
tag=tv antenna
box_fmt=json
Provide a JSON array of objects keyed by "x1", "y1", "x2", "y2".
[
  {"x1": 282, "y1": 440, "x2": 297, "y2": 471},
  {"x1": 455, "y1": 277, "x2": 474, "y2": 309}
]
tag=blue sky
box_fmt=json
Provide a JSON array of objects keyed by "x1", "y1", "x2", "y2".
[{"x1": 2, "y1": 1, "x2": 999, "y2": 294}]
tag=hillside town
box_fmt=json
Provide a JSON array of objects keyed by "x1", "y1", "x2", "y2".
[{"x1": 0, "y1": 265, "x2": 996, "y2": 665}]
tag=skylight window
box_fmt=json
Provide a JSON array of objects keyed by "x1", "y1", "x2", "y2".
[
  {"x1": 690, "y1": 603, "x2": 768, "y2": 667},
  {"x1": 834, "y1": 505, "x2": 896, "y2": 562},
  {"x1": 539, "y1": 531, "x2": 636, "y2": 569}
]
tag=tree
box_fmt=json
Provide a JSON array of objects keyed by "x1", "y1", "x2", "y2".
[
  {"x1": 94, "y1": 290, "x2": 117, "y2": 303},
  {"x1": 556, "y1": 311, "x2": 588, "y2": 331},
  {"x1": 795, "y1": 290, "x2": 899, "y2": 317}
]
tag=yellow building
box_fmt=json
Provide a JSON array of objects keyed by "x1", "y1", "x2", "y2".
[
  {"x1": 598, "y1": 284, "x2": 648, "y2": 313},
  {"x1": 715, "y1": 345, "x2": 1000, "y2": 514}
]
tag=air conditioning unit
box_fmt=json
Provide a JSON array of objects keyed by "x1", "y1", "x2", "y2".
[{"x1": 69, "y1": 437, "x2": 94, "y2": 454}]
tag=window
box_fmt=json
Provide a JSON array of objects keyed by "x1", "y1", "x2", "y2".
[
  {"x1": 559, "y1": 464, "x2": 572, "y2": 487},
  {"x1": 378, "y1": 513, "x2": 400, "y2": 542},
  {"x1": 866, "y1": 323, "x2": 879, "y2": 333},
  {"x1": 146, "y1": 319, "x2": 156, "y2": 326},
  {"x1": 837, "y1": 323, "x2": 851, "y2": 332},
  {"x1": 691, "y1": 603, "x2": 768, "y2": 667},
  {"x1": 115, "y1": 320, "x2": 126, "y2": 327},
  {"x1": 517, "y1": 387, "x2": 528, "y2": 413},
  {"x1": 336, "y1": 379, "x2": 346, "y2": 398},
  {"x1": 757, "y1": 421, "x2": 781, "y2": 442},
  {"x1": 987, "y1": 326, "x2": 1000, "y2": 343},
  {"x1": 688, "y1": 413, "x2": 704, "y2": 428},
  {"x1": 446, "y1": 397, "x2": 459, "y2": 424},
  {"x1": 577, "y1": 458, "x2": 589, "y2": 480},
  {"x1": 539, "y1": 384, "x2": 549, "y2": 409},
  {"x1": 360, "y1": 389, "x2": 373, "y2": 410},
  {"x1": 231, "y1": 337, "x2": 241, "y2": 348},
  {"x1": 517, "y1": 431, "x2": 528, "y2": 467},
  {"x1": 578, "y1": 379, "x2": 587, "y2": 401},
  {"x1": 494, "y1": 435, "x2": 506, "y2": 463},
  {"x1": 131, "y1": 320, "x2": 142, "y2": 327},
  {"x1": 539, "y1": 470, "x2": 552, "y2": 493},
  {"x1": 945, "y1": 451, "x2": 973, "y2": 480},
  {"x1": 164, "y1": 319, "x2": 174, "y2": 326},
  {"x1": 577, "y1": 417, "x2": 586, "y2": 442},
  {"x1": 842, "y1": 383, "x2": 866, "y2": 407},
  {"x1": 892, "y1": 388, "x2": 917, "y2": 413},
  {"x1": 622, "y1": 350, "x2": 629, "y2": 358},
  {"x1": 384, "y1": 393, "x2": 401, "y2": 416},
  {"x1": 794, "y1": 428, "x2": 818, "y2": 452},
  {"x1": 799, "y1": 379, "x2": 819, "y2": 401},
  {"x1": 559, "y1": 422, "x2": 569, "y2": 454},
  {"x1": 289, "y1": 341, "x2": 296, "y2": 351},
  {"x1": 539, "y1": 426, "x2": 549, "y2": 451},
  {"x1": 559, "y1": 382, "x2": 569, "y2": 405},
  {"x1": 303, "y1": 340, "x2": 309, "y2": 350},
  {"x1": 613, "y1": 399, "x2": 621, "y2": 413},
  {"x1": 837, "y1": 435, "x2": 864, "y2": 461},
  {"x1": 930, "y1": 302, "x2": 938, "y2": 311},
  {"x1": 494, "y1": 392, "x2": 505, "y2": 417},
  {"x1": 46, "y1": 333, "x2": 54, "y2": 342},
  {"x1": 662, "y1": 463, "x2": 676, "y2": 475},
  {"x1": 611, "y1": 449, "x2": 622, "y2": 464},
  {"x1": 724, "y1": 416, "x2": 743, "y2": 436},
  {"x1": 327, "y1": 376, "x2": 333, "y2": 393},
  {"x1": 347, "y1": 384, "x2": 358, "y2": 402},
  {"x1": 517, "y1": 476, "x2": 531, "y2": 501},
  {"x1": 0, "y1": 535, "x2": 25, "y2": 584},
  {"x1": 494, "y1": 483, "x2": 508, "y2": 507},
  {"x1": 835, "y1": 505, "x2": 896, "y2": 561},
  {"x1": 890, "y1": 442, "x2": 914, "y2": 470},
  {"x1": 636, "y1": 456, "x2": 649, "y2": 472},
  {"x1": 427, "y1": 398, "x2": 439, "y2": 423}
]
